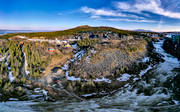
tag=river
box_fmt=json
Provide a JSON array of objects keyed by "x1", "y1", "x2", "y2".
[{"x1": 0, "y1": 40, "x2": 180, "y2": 112}]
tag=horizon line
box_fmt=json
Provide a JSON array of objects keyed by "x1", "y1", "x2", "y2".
[{"x1": 0, "y1": 25, "x2": 180, "y2": 33}]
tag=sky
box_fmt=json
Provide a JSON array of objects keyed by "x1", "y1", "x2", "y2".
[{"x1": 0, "y1": 0, "x2": 180, "y2": 32}]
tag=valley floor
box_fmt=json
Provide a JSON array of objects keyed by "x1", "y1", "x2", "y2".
[{"x1": 0, "y1": 39, "x2": 180, "y2": 112}]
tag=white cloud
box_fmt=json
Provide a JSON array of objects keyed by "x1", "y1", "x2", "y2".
[
  {"x1": 116, "y1": 2, "x2": 137, "y2": 13},
  {"x1": 90, "y1": 15, "x2": 100, "y2": 19},
  {"x1": 102, "y1": 18, "x2": 157, "y2": 23},
  {"x1": 81, "y1": 6, "x2": 126, "y2": 17},
  {"x1": 81, "y1": 6, "x2": 158, "y2": 23},
  {"x1": 116, "y1": 2, "x2": 131, "y2": 10},
  {"x1": 116, "y1": 0, "x2": 180, "y2": 19},
  {"x1": 81, "y1": 6, "x2": 146, "y2": 19}
]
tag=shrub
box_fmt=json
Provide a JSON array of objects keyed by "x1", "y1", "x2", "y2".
[{"x1": 77, "y1": 38, "x2": 100, "y2": 48}]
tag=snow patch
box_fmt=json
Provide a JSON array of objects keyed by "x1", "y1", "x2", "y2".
[
  {"x1": 8, "y1": 72, "x2": 14, "y2": 82},
  {"x1": 0, "y1": 55, "x2": 6, "y2": 62},
  {"x1": 139, "y1": 65, "x2": 152, "y2": 78},
  {"x1": 124, "y1": 84, "x2": 129, "y2": 87},
  {"x1": 117, "y1": 73, "x2": 131, "y2": 82},
  {"x1": 22, "y1": 50, "x2": 30, "y2": 75},
  {"x1": 61, "y1": 63, "x2": 69, "y2": 71},
  {"x1": 74, "y1": 50, "x2": 85, "y2": 60},
  {"x1": 42, "y1": 90, "x2": 48, "y2": 100},
  {"x1": 172, "y1": 100, "x2": 179, "y2": 105},
  {"x1": 9, "y1": 98, "x2": 19, "y2": 101},
  {"x1": 85, "y1": 56, "x2": 90, "y2": 63},
  {"x1": 142, "y1": 57, "x2": 150, "y2": 62},
  {"x1": 90, "y1": 49, "x2": 96, "y2": 54},
  {"x1": 72, "y1": 43, "x2": 78, "y2": 49},
  {"x1": 5, "y1": 56, "x2": 15, "y2": 82},
  {"x1": 34, "y1": 88, "x2": 48, "y2": 100},
  {"x1": 34, "y1": 88, "x2": 41, "y2": 93},
  {"x1": 82, "y1": 91, "x2": 107, "y2": 97},
  {"x1": 94, "y1": 77, "x2": 111, "y2": 83},
  {"x1": 133, "y1": 78, "x2": 139, "y2": 82},
  {"x1": 62, "y1": 49, "x2": 87, "y2": 81},
  {"x1": 82, "y1": 93, "x2": 97, "y2": 97},
  {"x1": 65, "y1": 71, "x2": 81, "y2": 81}
]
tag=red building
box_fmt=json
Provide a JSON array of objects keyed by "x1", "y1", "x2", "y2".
[{"x1": 48, "y1": 48, "x2": 55, "y2": 52}]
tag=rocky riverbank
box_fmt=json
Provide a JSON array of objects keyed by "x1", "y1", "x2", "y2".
[
  {"x1": 163, "y1": 38, "x2": 180, "y2": 59},
  {"x1": 163, "y1": 38, "x2": 180, "y2": 101}
]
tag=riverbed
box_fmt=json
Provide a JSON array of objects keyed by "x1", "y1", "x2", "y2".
[{"x1": 0, "y1": 40, "x2": 180, "y2": 112}]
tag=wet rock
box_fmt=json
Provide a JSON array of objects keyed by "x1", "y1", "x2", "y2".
[
  {"x1": 171, "y1": 74, "x2": 180, "y2": 100},
  {"x1": 163, "y1": 38, "x2": 180, "y2": 59}
]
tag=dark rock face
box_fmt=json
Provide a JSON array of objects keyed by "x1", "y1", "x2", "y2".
[
  {"x1": 163, "y1": 38, "x2": 180, "y2": 100},
  {"x1": 163, "y1": 38, "x2": 180, "y2": 59},
  {"x1": 171, "y1": 73, "x2": 180, "y2": 100}
]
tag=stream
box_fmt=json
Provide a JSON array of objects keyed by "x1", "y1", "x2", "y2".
[{"x1": 0, "y1": 40, "x2": 180, "y2": 112}]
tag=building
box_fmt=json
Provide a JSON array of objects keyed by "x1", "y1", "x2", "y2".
[
  {"x1": 64, "y1": 44, "x2": 72, "y2": 48},
  {"x1": 48, "y1": 48, "x2": 55, "y2": 52},
  {"x1": 20, "y1": 41, "x2": 24, "y2": 45}
]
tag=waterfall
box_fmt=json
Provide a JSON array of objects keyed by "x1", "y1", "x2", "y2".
[
  {"x1": 5, "y1": 55, "x2": 15, "y2": 82},
  {"x1": 22, "y1": 48, "x2": 30, "y2": 76}
]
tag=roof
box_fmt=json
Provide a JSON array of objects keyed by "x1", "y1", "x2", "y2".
[
  {"x1": 65, "y1": 44, "x2": 71, "y2": 48},
  {"x1": 48, "y1": 48, "x2": 55, "y2": 50}
]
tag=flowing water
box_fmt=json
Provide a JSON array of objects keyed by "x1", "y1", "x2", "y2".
[{"x1": 0, "y1": 40, "x2": 180, "y2": 112}]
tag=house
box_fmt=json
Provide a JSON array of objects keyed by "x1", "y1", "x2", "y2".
[
  {"x1": 64, "y1": 44, "x2": 72, "y2": 48},
  {"x1": 48, "y1": 48, "x2": 55, "y2": 52},
  {"x1": 20, "y1": 41, "x2": 24, "y2": 45}
]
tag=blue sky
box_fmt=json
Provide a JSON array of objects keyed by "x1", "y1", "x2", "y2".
[{"x1": 0, "y1": 0, "x2": 180, "y2": 31}]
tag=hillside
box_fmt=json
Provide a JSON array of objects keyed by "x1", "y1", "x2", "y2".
[
  {"x1": 0, "y1": 26, "x2": 164, "y2": 101},
  {"x1": 0, "y1": 26, "x2": 140, "y2": 39}
]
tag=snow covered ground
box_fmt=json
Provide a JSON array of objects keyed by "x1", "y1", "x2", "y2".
[
  {"x1": 65, "y1": 71, "x2": 81, "y2": 81},
  {"x1": 117, "y1": 73, "x2": 131, "y2": 82},
  {"x1": 94, "y1": 77, "x2": 111, "y2": 83},
  {"x1": 139, "y1": 65, "x2": 152, "y2": 78},
  {"x1": 61, "y1": 50, "x2": 86, "y2": 81},
  {"x1": 0, "y1": 55, "x2": 6, "y2": 62},
  {"x1": 22, "y1": 50, "x2": 30, "y2": 75},
  {"x1": 141, "y1": 57, "x2": 150, "y2": 62},
  {"x1": 5, "y1": 56, "x2": 15, "y2": 82},
  {"x1": 34, "y1": 88, "x2": 48, "y2": 100},
  {"x1": 71, "y1": 44, "x2": 78, "y2": 49}
]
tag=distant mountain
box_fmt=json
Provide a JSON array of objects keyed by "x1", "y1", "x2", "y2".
[
  {"x1": 0, "y1": 30, "x2": 51, "y2": 35},
  {"x1": 135, "y1": 29, "x2": 154, "y2": 32},
  {"x1": 75, "y1": 25, "x2": 91, "y2": 28}
]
